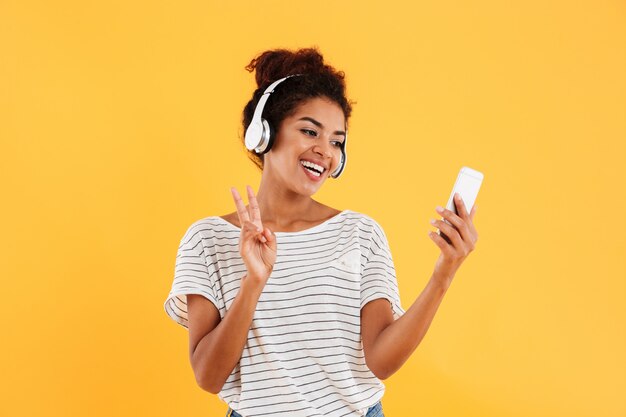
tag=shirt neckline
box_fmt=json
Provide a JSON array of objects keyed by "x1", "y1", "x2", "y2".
[{"x1": 215, "y1": 209, "x2": 350, "y2": 236}]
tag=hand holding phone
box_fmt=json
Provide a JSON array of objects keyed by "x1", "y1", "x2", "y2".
[{"x1": 438, "y1": 166, "x2": 483, "y2": 244}]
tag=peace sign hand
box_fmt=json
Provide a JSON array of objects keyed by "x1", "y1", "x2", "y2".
[{"x1": 230, "y1": 185, "x2": 277, "y2": 290}]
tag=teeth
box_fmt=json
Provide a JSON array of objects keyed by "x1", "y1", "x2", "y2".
[
  {"x1": 300, "y1": 160, "x2": 325, "y2": 173},
  {"x1": 302, "y1": 165, "x2": 321, "y2": 177}
]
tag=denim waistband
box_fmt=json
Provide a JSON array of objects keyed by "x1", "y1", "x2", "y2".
[{"x1": 225, "y1": 400, "x2": 384, "y2": 417}]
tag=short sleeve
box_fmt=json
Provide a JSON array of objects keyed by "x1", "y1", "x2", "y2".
[
  {"x1": 163, "y1": 221, "x2": 220, "y2": 330},
  {"x1": 360, "y1": 219, "x2": 406, "y2": 320}
]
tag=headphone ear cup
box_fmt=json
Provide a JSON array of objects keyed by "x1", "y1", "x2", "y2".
[
  {"x1": 331, "y1": 149, "x2": 346, "y2": 178},
  {"x1": 266, "y1": 120, "x2": 276, "y2": 152},
  {"x1": 245, "y1": 119, "x2": 264, "y2": 152},
  {"x1": 257, "y1": 118, "x2": 275, "y2": 155}
]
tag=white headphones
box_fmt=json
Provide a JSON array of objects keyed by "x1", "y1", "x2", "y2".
[{"x1": 244, "y1": 74, "x2": 348, "y2": 179}]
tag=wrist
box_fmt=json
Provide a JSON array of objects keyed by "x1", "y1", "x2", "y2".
[
  {"x1": 240, "y1": 275, "x2": 264, "y2": 299},
  {"x1": 430, "y1": 273, "x2": 453, "y2": 292}
]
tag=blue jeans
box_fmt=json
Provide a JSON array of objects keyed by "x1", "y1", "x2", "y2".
[{"x1": 225, "y1": 400, "x2": 384, "y2": 417}]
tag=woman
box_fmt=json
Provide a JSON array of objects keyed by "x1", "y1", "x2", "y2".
[{"x1": 164, "y1": 47, "x2": 479, "y2": 417}]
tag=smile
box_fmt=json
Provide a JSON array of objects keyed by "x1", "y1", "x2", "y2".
[{"x1": 300, "y1": 161, "x2": 324, "y2": 181}]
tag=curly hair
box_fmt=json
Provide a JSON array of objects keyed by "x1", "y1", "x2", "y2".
[{"x1": 241, "y1": 47, "x2": 354, "y2": 171}]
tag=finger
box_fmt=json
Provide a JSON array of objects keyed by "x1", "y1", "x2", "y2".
[
  {"x1": 431, "y1": 218, "x2": 464, "y2": 250},
  {"x1": 436, "y1": 206, "x2": 471, "y2": 245},
  {"x1": 454, "y1": 194, "x2": 477, "y2": 242},
  {"x1": 246, "y1": 185, "x2": 263, "y2": 226},
  {"x1": 241, "y1": 220, "x2": 266, "y2": 244},
  {"x1": 429, "y1": 230, "x2": 454, "y2": 257},
  {"x1": 253, "y1": 222, "x2": 267, "y2": 243},
  {"x1": 238, "y1": 221, "x2": 257, "y2": 253},
  {"x1": 231, "y1": 187, "x2": 250, "y2": 225},
  {"x1": 454, "y1": 193, "x2": 469, "y2": 221},
  {"x1": 439, "y1": 230, "x2": 453, "y2": 245},
  {"x1": 262, "y1": 227, "x2": 277, "y2": 252},
  {"x1": 436, "y1": 205, "x2": 464, "y2": 231},
  {"x1": 470, "y1": 204, "x2": 477, "y2": 222},
  {"x1": 242, "y1": 220, "x2": 263, "y2": 234},
  {"x1": 263, "y1": 227, "x2": 276, "y2": 246}
]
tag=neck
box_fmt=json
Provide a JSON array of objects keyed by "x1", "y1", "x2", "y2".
[{"x1": 255, "y1": 170, "x2": 319, "y2": 228}]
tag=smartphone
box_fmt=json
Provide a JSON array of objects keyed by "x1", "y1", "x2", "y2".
[{"x1": 438, "y1": 166, "x2": 484, "y2": 244}]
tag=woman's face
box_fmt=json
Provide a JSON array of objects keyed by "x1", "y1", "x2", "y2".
[{"x1": 264, "y1": 96, "x2": 346, "y2": 196}]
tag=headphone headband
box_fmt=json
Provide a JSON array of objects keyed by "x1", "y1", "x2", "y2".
[{"x1": 250, "y1": 74, "x2": 301, "y2": 124}]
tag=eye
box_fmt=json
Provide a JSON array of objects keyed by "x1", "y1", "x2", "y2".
[
  {"x1": 301, "y1": 129, "x2": 317, "y2": 137},
  {"x1": 331, "y1": 141, "x2": 344, "y2": 148}
]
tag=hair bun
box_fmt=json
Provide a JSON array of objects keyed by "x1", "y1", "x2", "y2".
[{"x1": 245, "y1": 47, "x2": 333, "y2": 88}]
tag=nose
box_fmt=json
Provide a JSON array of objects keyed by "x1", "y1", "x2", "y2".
[{"x1": 313, "y1": 141, "x2": 333, "y2": 159}]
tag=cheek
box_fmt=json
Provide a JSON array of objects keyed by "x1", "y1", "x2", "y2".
[{"x1": 334, "y1": 148, "x2": 343, "y2": 163}]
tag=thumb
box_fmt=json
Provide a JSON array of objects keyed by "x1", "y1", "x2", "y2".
[{"x1": 264, "y1": 227, "x2": 276, "y2": 243}]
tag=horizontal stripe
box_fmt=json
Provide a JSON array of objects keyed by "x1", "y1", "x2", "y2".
[{"x1": 164, "y1": 210, "x2": 405, "y2": 416}]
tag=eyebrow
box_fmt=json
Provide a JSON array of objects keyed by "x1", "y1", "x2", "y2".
[{"x1": 298, "y1": 117, "x2": 346, "y2": 138}]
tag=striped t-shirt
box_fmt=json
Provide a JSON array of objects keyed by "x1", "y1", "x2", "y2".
[{"x1": 164, "y1": 209, "x2": 405, "y2": 417}]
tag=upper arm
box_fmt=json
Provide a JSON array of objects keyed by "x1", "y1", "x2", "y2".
[
  {"x1": 361, "y1": 298, "x2": 395, "y2": 377},
  {"x1": 187, "y1": 294, "x2": 221, "y2": 367}
]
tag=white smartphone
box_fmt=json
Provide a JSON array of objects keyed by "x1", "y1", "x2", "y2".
[{"x1": 439, "y1": 166, "x2": 484, "y2": 244}]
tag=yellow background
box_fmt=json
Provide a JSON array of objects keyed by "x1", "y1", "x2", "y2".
[{"x1": 1, "y1": 1, "x2": 624, "y2": 416}]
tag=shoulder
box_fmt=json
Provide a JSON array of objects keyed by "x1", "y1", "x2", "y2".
[
  {"x1": 342, "y1": 209, "x2": 383, "y2": 229},
  {"x1": 218, "y1": 211, "x2": 239, "y2": 228},
  {"x1": 342, "y1": 211, "x2": 391, "y2": 246},
  {"x1": 179, "y1": 215, "x2": 236, "y2": 245}
]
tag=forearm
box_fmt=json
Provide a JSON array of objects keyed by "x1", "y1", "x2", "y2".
[
  {"x1": 193, "y1": 278, "x2": 262, "y2": 393},
  {"x1": 370, "y1": 276, "x2": 450, "y2": 379}
]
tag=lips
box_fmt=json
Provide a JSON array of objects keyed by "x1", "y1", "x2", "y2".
[
  {"x1": 301, "y1": 163, "x2": 323, "y2": 182},
  {"x1": 300, "y1": 158, "x2": 328, "y2": 171}
]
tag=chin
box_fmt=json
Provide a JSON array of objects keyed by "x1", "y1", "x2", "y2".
[{"x1": 298, "y1": 181, "x2": 324, "y2": 196}]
